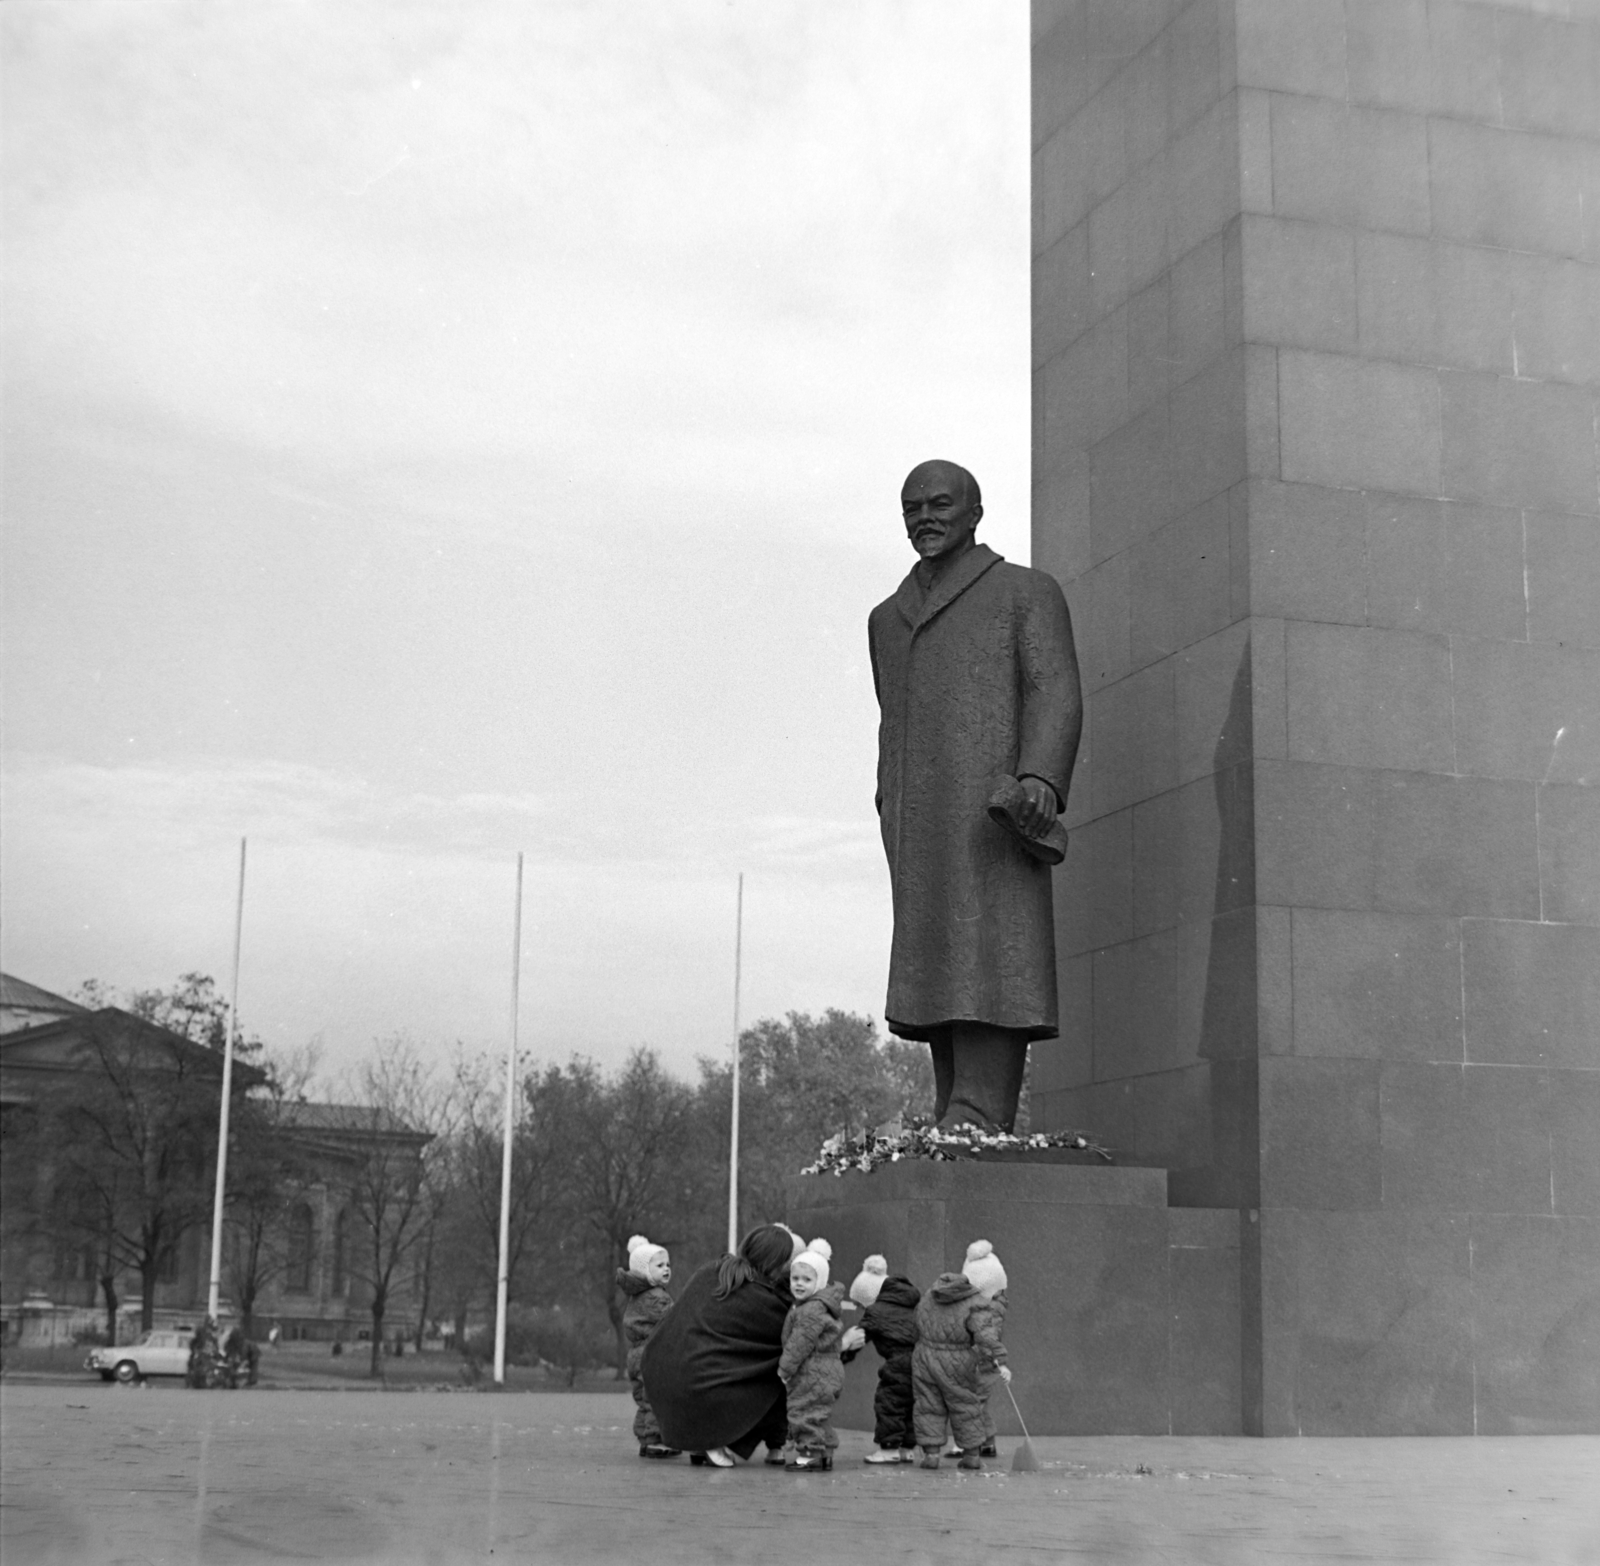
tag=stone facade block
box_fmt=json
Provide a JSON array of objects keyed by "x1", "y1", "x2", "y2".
[
  {"x1": 1438, "y1": 371, "x2": 1599, "y2": 515},
  {"x1": 1430, "y1": 118, "x2": 1591, "y2": 258},
  {"x1": 1283, "y1": 622, "x2": 1454, "y2": 773},
  {"x1": 1269, "y1": 96, "x2": 1431, "y2": 235},
  {"x1": 1538, "y1": 784, "x2": 1600, "y2": 924},
  {"x1": 1247, "y1": 480, "x2": 1367, "y2": 624},
  {"x1": 1234, "y1": 0, "x2": 1346, "y2": 96},
  {"x1": 1088, "y1": 658, "x2": 1177, "y2": 815},
  {"x1": 1278, "y1": 351, "x2": 1441, "y2": 495},
  {"x1": 1364, "y1": 496, "x2": 1527, "y2": 641},
  {"x1": 1240, "y1": 216, "x2": 1356, "y2": 352},
  {"x1": 1254, "y1": 763, "x2": 1541, "y2": 919},
  {"x1": 1463, "y1": 919, "x2": 1600, "y2": 1070},
  {"x1": 1450, "y1": 637, "x2": 1600, "y2": 783},
  {"x1": 1288, "y1": 908, "x2": 1462, "y2": 1061}
]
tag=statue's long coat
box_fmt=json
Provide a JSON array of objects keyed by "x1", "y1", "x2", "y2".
[{"x1": 869, "y1": 544, "x2": 1080, "y2": 1041}]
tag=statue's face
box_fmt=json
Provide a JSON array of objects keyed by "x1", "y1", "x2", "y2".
[{"x1": 901, "y1": 463, "x2": 981, "y2": 561}]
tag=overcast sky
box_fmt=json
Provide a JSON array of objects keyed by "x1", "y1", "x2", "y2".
[{"x1": 2, "y1": 0, "x2": 1030, "y2": 1086}]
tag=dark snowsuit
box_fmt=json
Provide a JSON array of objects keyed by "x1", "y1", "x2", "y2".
[
  {"x1": 617, "y1": 1269, "x2": 674, "y2": 1446},
  {"x1": 777, "y1": 1282, "x2": 846, "y2": 1452},
  {"x1": 642, "y1": 1261, "x2": 792, "y2": 1459},
  {"x1": 973, "y1": 1289, "x2": 1007, "y2": 1443},
  {"x1": 912, "y1": 1273, "x2": 1007, "y2": 1453},
  {"x1": 843, "y1": 1276, "x2": 921, "y2": 1449}
]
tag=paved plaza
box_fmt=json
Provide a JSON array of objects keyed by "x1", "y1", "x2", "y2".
[{"x1": 2, "y1": 1383, "x2": 1596, "y2": 1565}]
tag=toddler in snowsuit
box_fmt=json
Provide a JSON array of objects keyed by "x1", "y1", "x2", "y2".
[
  {"x1": 618, "y1": 1235, "x2": 678, "y2": 1458},
  {"x1": 841, "y1": 1254, "x2": 922, "y2": 1463},
  {"x1": 963, "y1": 1240, "x2": 1008, "y2": 1458},
  {"x1": 777, "y1": 1238, "x2": 846, "y2": 1471},
  {"x1": 911, "y1": 1251, "x2": 1010, "y2": 1470}
]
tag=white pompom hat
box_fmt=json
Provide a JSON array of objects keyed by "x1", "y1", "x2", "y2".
[
  {"x1": 775, "y1": 1222, "x2": 806, "y2": 1260},
  {"x1": 962, "y1": 1239, "x2": 1007, "y2": 1298},
  {"x1": 627, "y1": 1234, "x2": 668, "y2": 1278},
  {"x1": 793, "y1": 1236, "x2": 833, "y2": 1290},
  {"x1": 850, "y1": 1254, "x2": 889, "y2": 1308}
]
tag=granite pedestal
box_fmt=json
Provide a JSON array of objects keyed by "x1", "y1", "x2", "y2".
[{"x1": 787, "y1": 1159, "x2": 1241, "y2": 1436}]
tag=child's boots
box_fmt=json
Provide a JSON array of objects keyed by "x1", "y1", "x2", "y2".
[{"x1": 786, "y1": 1445, "x2": 831, "y2": 1471}]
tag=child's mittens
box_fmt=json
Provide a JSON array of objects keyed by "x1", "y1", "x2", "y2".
[
  {"x1": 840, "y1": 1326, "x2": 867, "y2": 1353},
  {"x1": 998, "y1": 1365, "x2": 1013, "y2": 1383}
]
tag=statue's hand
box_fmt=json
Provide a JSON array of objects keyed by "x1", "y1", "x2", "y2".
[{"x1": 1015, "y1": 776, "x2": 1059, "y2": 839}]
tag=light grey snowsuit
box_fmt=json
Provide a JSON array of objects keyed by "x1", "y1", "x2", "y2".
[
  {"x1": 912, "y1": 1273, "x2": 1007, "y2": 1453},
  {"x1": 778, "y1": 1282, "x2": 846, "y2": 1452},
  {"x1": 974, "y1": 1289, "x2": 1008, "y2": 1442}
]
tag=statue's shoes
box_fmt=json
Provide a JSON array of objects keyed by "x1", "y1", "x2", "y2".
[{"x1": 986, "y1": 776, "x2": 1069, "y2": 865}]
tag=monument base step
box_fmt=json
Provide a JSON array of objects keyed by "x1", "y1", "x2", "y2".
[{"x1": 787, "y1": 1160, "x2": 1241, "y2": 1436}]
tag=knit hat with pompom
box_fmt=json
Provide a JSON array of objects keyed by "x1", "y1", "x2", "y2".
[
  {"x1": 792, "y1": 1236, "x2": 833, "y2": 1290},
  {"x1": 774, "y1": 1222, "x2": 806, "y2": 1260},
  {"x1": 850, "y1": 1254, "x2": 889, "y2": 1308},
  {"x1": 962, "y1": 1239, "x2": 1007, "y2": 1298},
  {"x1": 627, "y1": 1234, "x2": 668, "y2": 1278}
]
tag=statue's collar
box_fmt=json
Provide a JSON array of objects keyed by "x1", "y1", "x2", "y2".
[{"x1": 894, "y1": 542, "x2": 1002, "y2": 631}]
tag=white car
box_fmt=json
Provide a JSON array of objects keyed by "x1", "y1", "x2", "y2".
[{"x1": 85, "y1": 1329, "x2": 194, "y2": 1383}]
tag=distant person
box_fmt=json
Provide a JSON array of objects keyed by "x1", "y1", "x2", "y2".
[
  {"x1": 186, "y1": 1318, "x2": 216, "y2": 1389},
  {"x1": 776, "y1": 1239, "x2": 846, "y2": 1471},
  {"x1": 267, "y1": 1322, "x2": 282, "y2": 1348},
  {"x1": 641, "y1": 1224, "x2": 795, "y2": 1468},
  {"x1": 840, "y1": 1253, "x2": 921, "y2": 1463},
  {"x1": 618, "y1": 1235, "x2": 678, "y2": 1459}
]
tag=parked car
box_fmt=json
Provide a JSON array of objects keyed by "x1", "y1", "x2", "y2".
[{"x1": 85, "y1": 1328, "x2": 194, "y2": 1383}]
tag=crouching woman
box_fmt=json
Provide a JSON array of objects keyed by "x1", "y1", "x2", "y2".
[{"x1": 641, "y1": 1224, "x2": 796, "y2": 1468}]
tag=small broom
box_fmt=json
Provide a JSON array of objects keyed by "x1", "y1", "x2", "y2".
[{"x1": 1002, "y1": 1377, "x2": 1040, "y2": 1472}]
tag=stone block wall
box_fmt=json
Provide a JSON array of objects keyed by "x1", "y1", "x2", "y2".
[
  {"x1": 1031, "y1": 0, "x2": 1599, "y2": 1434},
  {"x1": 788, "y1": 1162, "x2": 1242, "y2": 1436}
]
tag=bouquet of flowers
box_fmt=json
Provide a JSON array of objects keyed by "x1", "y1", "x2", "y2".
[{"x1": 800, "y1": 1117, "x2": 1111, "y2": 1177}]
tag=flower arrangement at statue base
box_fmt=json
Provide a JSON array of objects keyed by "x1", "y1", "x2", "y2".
[{"x1": 800, "y1": 1119, "x2": 1112, "y2": 1178}]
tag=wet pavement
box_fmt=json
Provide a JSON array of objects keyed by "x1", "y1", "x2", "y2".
[{"x1": 2, "y1": 1383, "x2": 1596, "y2": 1565}]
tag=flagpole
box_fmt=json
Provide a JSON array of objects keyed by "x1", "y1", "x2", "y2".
[
  {"x1": 207, "y1": 837, "x2": 247, "y2": 1323},
  {"x1": 494, "y1": 852, "x2": 524, "y2": 1386},
  {"x1": 726, "y1": 873, "x2": 744, "y2": 1255}
]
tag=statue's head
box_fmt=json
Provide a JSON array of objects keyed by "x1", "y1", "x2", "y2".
[{"x1": 901, "y1": 459, "x2": 983, "y2": 562}]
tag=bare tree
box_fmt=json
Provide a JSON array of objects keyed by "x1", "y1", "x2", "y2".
[
  {"x1": 222, "y1": 1042, "x2": 322, "y2": 1338},
  {"x1": 531, "y1": 1049, "x2": 717, "y2": 1368},
  {"x1": 338, "y1": 1039, "x2": 445, "y2": 1378},
  {"x1": 429, "y1": 1051, "x2": 560, "y2": 1348},
  {"x1": 697, "y1": 1010, "x2": 924, "y2": 1236}
]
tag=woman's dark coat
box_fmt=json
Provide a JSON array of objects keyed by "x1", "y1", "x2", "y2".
[
  {"x1": 641, "y1": 1259, "x2": 791, "y2": 1455},
  {"x1": 778, "y1": 1282, "x2": 847, "y2": 1449}
]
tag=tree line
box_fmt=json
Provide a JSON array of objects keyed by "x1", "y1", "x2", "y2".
[{"x1": 3, "y1": 976, "x2": 940, "y2": 1378}]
